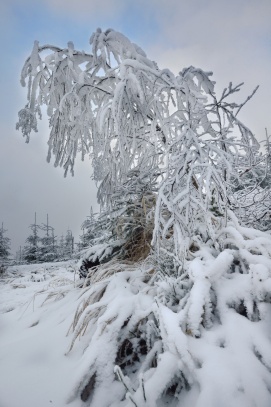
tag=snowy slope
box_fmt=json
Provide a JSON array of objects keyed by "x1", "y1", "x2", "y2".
[
  {"x1": 1, "y1": 256, "x2": 271, "y2": 407},
  {"x1": 0, "y1": 262, "x2": 84, "y2": 407}
]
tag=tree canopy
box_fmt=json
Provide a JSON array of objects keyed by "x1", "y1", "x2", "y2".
[{"x1": 17, "y1": 28, "x2": 262, "y2": 266}]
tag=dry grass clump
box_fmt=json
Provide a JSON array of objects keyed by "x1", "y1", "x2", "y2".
[
  {"x1": 67, "y1": 304, "x2": 106, "y2": 353},
  {"x1": 68, "y1": 283, "x2": 108, "y2": 332},
  {"x1": 122, "y1": 225, "x2": 153, "y2": 263},
  {"x1": 67, "y1": 259, "x2": 154, "y2": 352},
  {"x1": 12, "y1": 283, "x2": 27, "y2": 289},
  {"x1": 83, "y1": 258, "x2": 134, "y2": 286},
  {"x1": 0, "y1": 264, "x2": 7, "y2": 275},
  {"x1": 114, "y1": 194, "x2": 155, "y2": 263}
]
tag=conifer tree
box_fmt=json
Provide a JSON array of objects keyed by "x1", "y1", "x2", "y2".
[
  {"x1": 15, "y1": 246, "x2": 23, "y2": 265},
  {"x1": 65, "y1": 229, "x2": 74, "y2": 258},
  {"x1": 39, "y1": 214, "x2": 58, "y2": 262},
  {"x1": 57, "y1": 234, "x2": 66, "y2": 261},
  {"x1": 80, "y1": 207, "x2": 97, "y2": 249},
  {"x1": 58, "y1": 229, "x2": 74, "y2": 260},
  {"x1": 233, "y1": 129, "x2": 271, "y2": 231},
  {"x1": 0, "y1": 223, "x2": 11, "y2": 268},
  {"x1": 22, "y1": 213, "x2": 40, "y2": 263}
]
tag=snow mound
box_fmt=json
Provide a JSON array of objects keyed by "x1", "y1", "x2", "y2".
[{"x1": 1, "y1": 234, "x2": 271, "y2": 407}]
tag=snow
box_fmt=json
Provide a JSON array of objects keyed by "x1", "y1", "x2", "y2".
[
  {"x1": 0, "y1": 262, "x2": 82, "y2": 407},
  {"x1": 1, "y1": 253, "x2": 271, "y2": 407}
]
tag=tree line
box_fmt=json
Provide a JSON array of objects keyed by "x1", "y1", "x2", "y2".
[{"x1": 0, "y1": 212, "x2": 99, "y2": 266}]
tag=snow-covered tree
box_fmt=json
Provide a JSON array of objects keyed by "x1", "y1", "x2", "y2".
[
  {"x1": 57, "y1": 234, "x2": 66, "y2": 260},
  {"x1": 39, "y1": 214, "x2": 58, "y2": 262},
  {"x1": 65, "y1": 229, "x2": 74, "y2": 257},
  {"x1": 16, "y1": 29, "x2": 167, "y2": 260},
  {"x1": 79, "y1": 207, "x2": 98, "y2": 249},
  {"x1": 22, "y1": 214, "x2": 59, "y2": 264},
  {"x1": 15, "y1": 246, "x2": 23, "y2": 265},
  {"x1": 57, "y1": 229, "x2": 74, "y2": 261},
  {"x1": 22, "y1": 214, "x2": 40, "y2": 263},
  {"x1": 0, "y1": 223, "x2": 11, "y2": 270},
  {"x1": 17, "y1": 29, "x2": 271, "y2": 407},
  {"x1": 233, "y1": 129, "x2": 271, "y2": 231},
  {"x1": 152, "y1": 75, "x2": 260, "y2": 272}
]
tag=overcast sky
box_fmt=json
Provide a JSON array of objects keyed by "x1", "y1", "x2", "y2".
[{"x1": 0, "y1": 0, "x2": 270, "y2": 254}]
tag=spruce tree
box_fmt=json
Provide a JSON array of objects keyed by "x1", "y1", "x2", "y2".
[
  {"x1": 80, "y1": 207, "x2": 97, "y2": 249},
  {"x1": 58, "y1": 229, "x2": 74, "y2": 261},
  {"x1": 0, "y1": 223, "x2": 11, "y2": 269},
  {"x1": 57, "y1": 234, "x2": 66, "y2": 261},
  {"x1": 39, "y1": 214, "x2": 58, "y2": 262},
  {"x1": 22, "y1": 213, "x2": 40, "y2": 263}
]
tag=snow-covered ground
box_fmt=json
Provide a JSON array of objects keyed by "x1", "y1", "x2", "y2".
[
  {"x1": 1, "y1": 256, "x2": 271, "y2": 407},
  {"x1": 0, "y1": 262, "x2": 84, "y2": 407}
]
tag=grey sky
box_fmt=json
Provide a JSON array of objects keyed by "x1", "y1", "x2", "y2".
[{"x1": 0, "y1": 0, "x2": 270, "y2": 254}]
